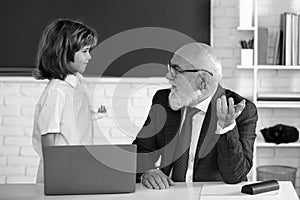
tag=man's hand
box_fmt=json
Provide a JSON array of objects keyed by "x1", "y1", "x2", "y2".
[
  {"x1": 216, "y1": 95, "x2": 246, "y2": 128},
  {"x1": 142, "y1": 169, "x2": 174, "y2": 190}
]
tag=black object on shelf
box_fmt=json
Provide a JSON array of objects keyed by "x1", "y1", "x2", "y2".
[
  {"x1": 260, "y1": 124, "x2": 299, "y2": 144},
  {"x1": 241, "y1": 180, "x2": 280, "y2": 195}
]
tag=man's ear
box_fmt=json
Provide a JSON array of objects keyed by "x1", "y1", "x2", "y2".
[{"x1": 196, "y1": 72, "x2": 210, "y2": 90}]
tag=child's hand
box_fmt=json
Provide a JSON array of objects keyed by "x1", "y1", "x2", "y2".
[
  {"x1": 98, "y1": 105, "x2": 107, "y2": 113},
  {"x1": 92, "y1": 105, "x2": 107, "y2": 120}
]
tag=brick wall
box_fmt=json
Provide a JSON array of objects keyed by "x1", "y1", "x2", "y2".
[{"x1": 0, "y1": 0, "x2": 299, "y2": 196}]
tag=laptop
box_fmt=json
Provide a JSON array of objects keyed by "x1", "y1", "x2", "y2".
[{"x1": 43, "y1": 144, "x2": 137, "y2": 195}]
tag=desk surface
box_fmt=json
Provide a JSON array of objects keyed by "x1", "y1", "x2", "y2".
[{"x1": 0, "y1": 181, "x2": 298, "y2": 200}]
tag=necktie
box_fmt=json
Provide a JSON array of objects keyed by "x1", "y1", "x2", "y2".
[{"x1": 172, "y1": 107, "x2": 200, "y2": 182}]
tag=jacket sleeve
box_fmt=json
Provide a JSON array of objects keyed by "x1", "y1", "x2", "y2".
[
  {"x1": 216, "y1": 100, "x2": 258, "y2": 184},
  {"x1": 132, "y1": 91, "x2": 167, "y2": 181}
]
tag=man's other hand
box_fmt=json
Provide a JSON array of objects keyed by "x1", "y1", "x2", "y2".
[
  {"x1": 142, "y1": 169, "x2": 174, "y2": 189},
  {"x1": 216, "y1": 96, "x2": 246, "y2": 128}
]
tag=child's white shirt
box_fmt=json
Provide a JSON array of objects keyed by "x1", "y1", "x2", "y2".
[{"x1": 32, "y1": 74, "x2": 93, "y2": 183}]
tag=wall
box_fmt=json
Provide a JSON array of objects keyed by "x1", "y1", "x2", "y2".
[{"x1": 0, "y1": 0, "x2": 299, "y2": 195}]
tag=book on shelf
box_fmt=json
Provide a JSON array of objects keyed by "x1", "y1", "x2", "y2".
[
  {"x1": 273, "y1": 29, "x2": 280, "y2": 65},
  {"x1": 258, "y1": 28, "x2": 268, "y2": 65},
  {"x1": 292, "y1": 13, "x2": 298, "y2": 65},
  {"x1": 278, "y1": 12, "x2": 299, "y2": 66},
  {"x1": 257, "y1": 92, "x2": 300, "y2": 101}
]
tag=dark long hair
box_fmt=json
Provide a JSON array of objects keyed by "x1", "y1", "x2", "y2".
[{"x1": 33, "y1": 18, "x2": 98, "y2": 80}]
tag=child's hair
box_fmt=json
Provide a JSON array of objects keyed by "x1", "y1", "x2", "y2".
[{"x1": 33, "y1": 18, "x2": 98, "y2": 80}]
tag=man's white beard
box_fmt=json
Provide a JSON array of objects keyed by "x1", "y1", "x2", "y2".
[{"x1": 168, "y1": 87, "x2": 202, "y2": 111}]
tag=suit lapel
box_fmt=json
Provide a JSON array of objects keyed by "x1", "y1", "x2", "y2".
[{"x1": 194, "y1": 85, "x2": 226, "y2": 168}]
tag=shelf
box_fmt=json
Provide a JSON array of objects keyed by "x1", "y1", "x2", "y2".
[
  {"x1": 237, "y1": 65, "x2": 255, "y2": 69},
  {"x1": 237, "y1": 26, "x2": 255, "y2": 31},
  {"x1": 256, "y1": 101, "x2": 300, "y2": 108},
  {"x1": 255, "y1": 142, "x2": 300, "y2": 147},
  {"x1": 237, "y1": 65, "x2": 300, "y2": 70}
]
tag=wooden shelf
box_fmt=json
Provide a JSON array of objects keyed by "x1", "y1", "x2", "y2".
[
  {"x1": 255, "y1": 142, "x2": 300, "y2": 147},
  {"x1": 237, "y1": 26, "x2": 255, "y2": 31},
  {"x1": 256, "y1": 101, "x2": 300, "y2": 108},
  {"x1": 237, "y1": 65, "x2": 300, "y2": 70}
]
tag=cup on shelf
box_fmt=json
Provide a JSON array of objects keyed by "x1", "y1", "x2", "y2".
[{"x1": 241, "y1": 49, "x2": 253, "y2": 66}]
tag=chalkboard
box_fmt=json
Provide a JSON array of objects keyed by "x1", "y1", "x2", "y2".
[{"x1": 0, "y1": 0, "x2": 211, "y2": 77}]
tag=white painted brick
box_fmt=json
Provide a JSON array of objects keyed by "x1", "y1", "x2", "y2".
[
  {"x1": 220, "y1": 0, "x2": 237, "y2": 7},
  {"x1": 256, "y1": 148, "x2": 274, "y2": 158},
  {"x1": 214, "y1": 49, "x2": 234, "y2": 58},
  {"x1": 214, "y1": 38, "x2": 240, "y2": 48},
  {"x1": 4, "y1": 136, "x2": 32, "y2": 146},
  {"x1": 257, "y1": 158, "x2": 299, "y2": 168},
  {"x1": 214, "y1": 8, "x2": 225, "y2": 17},
  {"x1": 103, "y1": 98, "x2": 131, "y2": 109},
  {"x1": 0, "y1": 146, "x2": 19, "y2": 155},
  {"x1": 7, "y1": 156, "x2": 39, "y2": 166},
  {"x1": 105, "y1": 84, "x2": 132, "y2": 98},
  {"x1": 0, "y1": 176, "x2": 5, "y2": 183},
  {"x1": 93, "y1": 126, "x2": 110, "y2": 139},
  {"x1": 6, "y1": 175, "x2": 36, "y2": 183},
  {"x1": 214, "y1": 18, "x2": 238, "y2": 28},
  {"x1": 0, "y1": 127, "x2": 24, "y2": 136},
  {"x1": 214, "y1": 29, "x2": 231, "y2": 38},
  {"x1": 20, "y1": 147, "x2": 38, "y2": 157},
  {"x1": 260, "y1": 78, "x2": 293, "y2": 88},
  {"x1": 26, "y1": 166, "x2": 38, "y2": 176},
  {"x1": 24, "y1": 127, "x2": 33, "y2": 136},
  {"x1": 0, "y1": 166, "x2": 25, "y2": 175},
  {"x1": 274, "y1": 109, "x2": 300, "y2": 117},
  {"x1": 275, "y1": 148, "x2": 300, "y2": 158},
  {"x1": 4, "y1": 96, "x2": 37, "y2": 106},
  {"x1": 2, "y1": 116, "x2": 33, "y2": 126},
  {"x1": 0, "y1": 106, "x2": 20, "y2": 116},
  {"x1": 131, "y1": 98, "x2": 152, "y2": 108},
  {"x1": 257, "y1": 109, "x2": 273, "y2": 117},
  {"x1": 222, "y1": 69, "x2": 234, "y2": 78},
  {"x1": 21, "y1": 106, "x2": 35, "y2": 116},
  {"x1": 110, "y1": 128, "x2": 133, "y2": 139},
  {"x1": 0, "y1": 156, "x2": 7, "y2": 166},
  {"x1": 0, "y1": 85, "x2": 20, "y2": 96},
  {"x1": 225, "y1": 7, "x2": 238, "y2": 17},
  {"x1": 0, "y1": 136, "x2": 3, "y2": 145},
  {"x1": 213, "y1": 0, "x2": 221, "y2": 6},
  {"x1": 20, "y1": 86, "x2": 44, "y2": 97},
  {"x1": 0, "y1": 96, "x2": 3, "y2": 106}
]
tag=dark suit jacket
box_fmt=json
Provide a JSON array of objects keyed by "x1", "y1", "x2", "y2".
[{"x1": 132, "y1": 85, "x2": 258, "y2": 184}]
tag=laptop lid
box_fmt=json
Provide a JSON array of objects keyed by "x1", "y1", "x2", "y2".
[{"x1": 43, "y1": 144, "x2": 137, "y2": 195}]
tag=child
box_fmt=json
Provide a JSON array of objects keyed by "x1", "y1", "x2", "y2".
[{"x1": 32, "y1": 18, "x2": 104, "y2": 183}]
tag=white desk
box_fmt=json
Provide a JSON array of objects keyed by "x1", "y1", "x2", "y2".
[{"x1": 0, "y1": 182, "x2": 298, "y2": 200}]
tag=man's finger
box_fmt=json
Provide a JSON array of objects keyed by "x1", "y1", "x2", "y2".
[
  {"x1": 159, "y1": 175, "x2": 170, "y2": 189},
  {"x1": 153, "y1": 174, "x2": 166, "y2": 189},
  {"x1": 228, "y1": 97, "x2": 235, "y2": 115},
  {"x1": 221, "y1": 95, "x2": 227, "y2": 113},
  {"x1": 216, "y1": 98, "x2": 222, "y2": 113},
  {"x1": 147, "y1": 175, "x2": 160, "y2": 189},
  {"x1": 143, "y1": 179, "x2": 153, "y2": 189}
]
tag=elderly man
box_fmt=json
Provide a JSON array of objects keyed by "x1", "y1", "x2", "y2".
[{"x1": 132, "y1": 43, "x2": 258, "y2": 189}]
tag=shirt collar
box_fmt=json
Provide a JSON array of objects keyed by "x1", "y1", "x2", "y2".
[{"x1": 64, "y1": 74, "x2": 80, "y2": 88}]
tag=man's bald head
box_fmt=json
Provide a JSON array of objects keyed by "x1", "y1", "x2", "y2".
[{"x1": 172, "y1": 43, "x2": 222, "y2": 82}]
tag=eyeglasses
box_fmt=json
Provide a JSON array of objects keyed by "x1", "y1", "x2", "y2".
[{"x1": 167, "y1": 60, "x2": 214, "y2": 79}]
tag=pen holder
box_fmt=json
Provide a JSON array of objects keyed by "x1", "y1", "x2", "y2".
[{"x1": 241, "y1": 49, "x2": 253, "y2": 66}]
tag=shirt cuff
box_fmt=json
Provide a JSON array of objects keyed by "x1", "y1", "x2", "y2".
[{"x1": 215, "y1": 121, "x2": 236, "y2": 135}]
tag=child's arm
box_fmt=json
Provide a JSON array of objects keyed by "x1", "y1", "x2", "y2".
[{"x1": 41, "y1": 133, "x2": 56, "y2": 146}]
